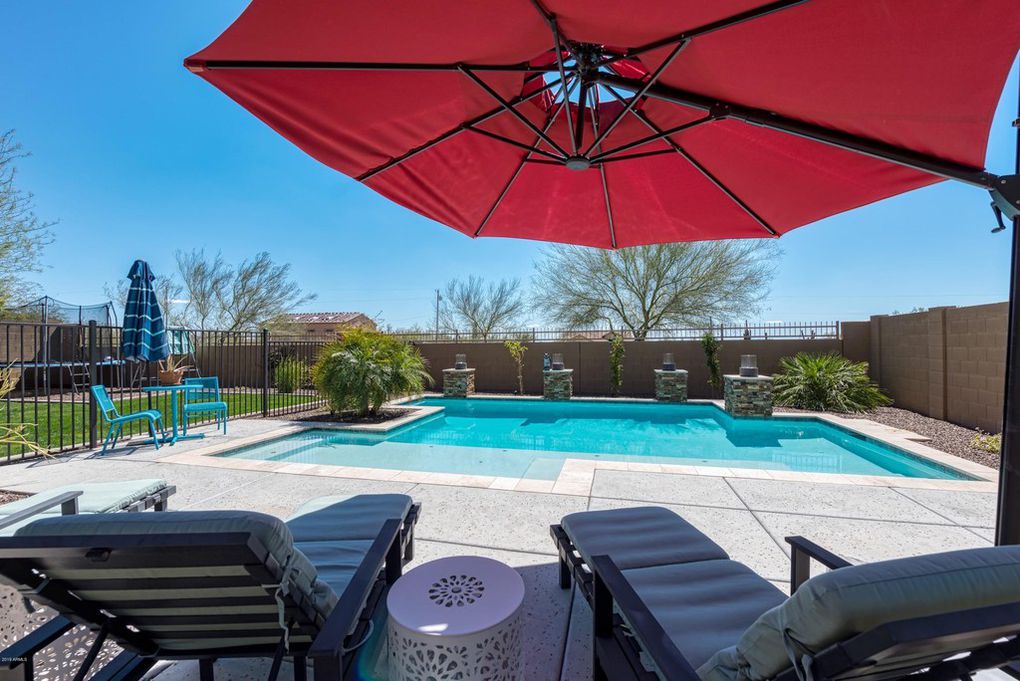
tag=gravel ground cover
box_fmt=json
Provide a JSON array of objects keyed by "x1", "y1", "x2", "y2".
[
  {"x1": 0, "y1": 490, "x2": 30, "y2": 505},
  {"x1": 841, "y1": 407, "x2": 998, "y2": 469}
]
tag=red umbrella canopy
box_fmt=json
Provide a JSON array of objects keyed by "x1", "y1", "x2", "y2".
[{"x1": 185, "y1": 1, "x2": 1020, "y2": 248}]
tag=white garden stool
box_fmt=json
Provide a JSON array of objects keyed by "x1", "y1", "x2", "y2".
[{"x1": 387, "y1": 555, "x2": 525, "y2": 681}]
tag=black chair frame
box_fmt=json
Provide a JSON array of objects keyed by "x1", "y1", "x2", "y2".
[
  {"x1": 552, "y1": 522, "x2": 1020, "y2": 681},
  {"x1": 0, "y1": 502, "x2": 419, "y2": 681}
]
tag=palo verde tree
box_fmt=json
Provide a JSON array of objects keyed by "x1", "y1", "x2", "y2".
[
  {"x1": 533, "y1": 241, "x2": 778, "y2": 339},
  {"x1": 176, "y1": 248, "x2": 231, "y2": 330},
  {"x1": 215, "y1": 252, "x2": 315, "y2": 332},
  {"x1": 439, "y1": 275, "x2": 526, "y2": 340},
  {"x1": 0, "y1": 130, "x2": 53, "y2": 311}
]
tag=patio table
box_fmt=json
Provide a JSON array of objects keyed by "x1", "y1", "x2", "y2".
[
  {"x1": 141, "y1": 384, "x2": 204, "y2": 445},
  {"x1": 387, "y1": 555, "x2": 524, "y2": 680}
]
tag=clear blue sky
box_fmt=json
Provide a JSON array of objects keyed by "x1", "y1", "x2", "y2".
[{"x1": 1, "y1": 2, "x2": 1017, "y2": 327}]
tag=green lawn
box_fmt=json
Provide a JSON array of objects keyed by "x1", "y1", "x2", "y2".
[{"x1": 1, "y1": 391, "x2": 321, "y2": 458}]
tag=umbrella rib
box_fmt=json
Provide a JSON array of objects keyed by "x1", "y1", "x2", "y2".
[
  {"x1": 603, "y1": 0, "x2": 812, "y2": 65},
  {"x1": 186, "y1": 58, "x2": 556, "y2": 73},
  {"x1": 475, "y1": 77, "x2": 578, "y2": 237},
  {"x1": 550, "y1": 18, "x2": 578, "y2": 156},
  {"x1": 356, "y1": 74, "x2": 559, "y2": 182},
  {"x1": 459, "y1": 66, "x2": 569, "y2": 159},
  {"x1": 583, "y1": 39, "x2": 688, "y2": 157},
  {"x1": 527, "y1": 0, "x2": 579, "y2": 155},
  {"x1": 596, "y1": 148, "x2": 678, "y2": 164},
  {"x1": 605, "y1": 86, "x2": 777, "y2": 236},
  {"x1": 588, "y1": 89, "x2": 618, "y2": 249},
  {"x1": 600, "y1": 163, "x2": 617, "y2": 249},
  {"x1": 598, "y1": 72, "x2": 997, "y2": 189},
  {"x1": 464, "y1": 126, "x2": 565, "y2": 161},
  {"x1": 590, "y1": 114, "x2": 714, "y2": 162},
  {"x1": 587, "y1": 89, "x2": 616, "y2": 249}
]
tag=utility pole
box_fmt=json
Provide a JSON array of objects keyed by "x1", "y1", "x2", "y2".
[{"x1": 434, "y1": 289, "x2": 442, "y2": 341}]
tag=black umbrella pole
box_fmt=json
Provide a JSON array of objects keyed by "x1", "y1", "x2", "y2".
[{"x1": 995, "y1": 73, "x2": 1020, "y2": 546}]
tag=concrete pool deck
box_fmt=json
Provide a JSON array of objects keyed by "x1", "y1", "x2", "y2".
[{"x1": 0, "y1": 412, "x2": 1002, "y2": 681}]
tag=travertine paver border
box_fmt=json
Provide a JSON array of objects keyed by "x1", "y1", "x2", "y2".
[{"x1": 160, "y1": 396, "x2": 999, "y2": 497}]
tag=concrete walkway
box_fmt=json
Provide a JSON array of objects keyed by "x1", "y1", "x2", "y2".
[{"x1": 0, "y1": 418, "x2": 999, "y2": 680}]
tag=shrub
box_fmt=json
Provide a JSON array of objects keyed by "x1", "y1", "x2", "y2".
[
  {"x1": 274, "y1": 357, "x2": 307, "y2": 394},
  {"x1": 701, "y1": 332, "x2": 722, "y2": 397},
  {"x1": 608, "y1": 335, "x2": 625, "y2": 396},
  {"x1": 972, "y1": 431, "x2": 1001, "y2": 454},
  {"x1": 504, "y1": 339, "x2": 527, "y2": 395},
  {"x1": 773, "y1": 352, "x2": 891, "y2": 413},
  {"x1": 312, "y1": 329, "x2": 432, "y2": 417}
]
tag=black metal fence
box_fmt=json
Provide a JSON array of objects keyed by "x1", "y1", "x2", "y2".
[
  {"x1": 0, "y1": 322, "x2": 328, "y2": 464},
  {"x1": 391, "y1": 321, "x2": 841, "y2": 343}
]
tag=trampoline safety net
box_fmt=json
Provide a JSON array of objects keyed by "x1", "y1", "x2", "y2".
[{"x1": 6, "y1": 296, "x2": 117, "y2": 325}]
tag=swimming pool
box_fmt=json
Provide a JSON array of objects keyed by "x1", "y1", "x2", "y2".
[{"x1": 216, "y1": 398, "x2": 972, "y2": 481}]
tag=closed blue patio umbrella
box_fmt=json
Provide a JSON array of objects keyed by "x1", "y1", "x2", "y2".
[{"x1": 121, "y1": 260, "x2": 169, "y2": 362}]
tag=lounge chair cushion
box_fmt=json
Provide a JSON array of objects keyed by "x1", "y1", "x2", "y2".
[
  {"x1": 288, "y1": 494, "x2": 412, "y2": 542},
  {"x1": 13, "y1": 510, "x2": 335, "y2": 620},
  {"x1": 562, "y1": 506, "x2": 729, "y2": 570},
  {"x1": 0, "y1": 479, "x2": 168, "y2": 515},
  {"x1": 623, "y1": 559, "x2": 787, "y2": 671},
  {"x1": 0, "y1": 479, "x2": 170, "y2": 536},
  {"x1": 286, "y1": 494, "x2": 412, "y2": 600},
  {"x1": 698, "y1": 545, "x2": 1020, "y2": 681}
]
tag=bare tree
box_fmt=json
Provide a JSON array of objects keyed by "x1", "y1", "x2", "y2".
[
  {"x1": 215, "y1": 252, "x2": 315, "y2": 331},
  {"x1": 532, "y1": 241, "x2": 779, "y2": 339},
  {"x1": 439, "y1": 276, "x2": 525, "y2": 340},
  {"x1": 176, "y1": 249, "x2": 230, "y2": 329},
  {"x1": 0, "y1": 131, "x2": 53, "y2": 310},
  {"x1": 105, "y1": 274, "x2": 187, "y2": 327}
]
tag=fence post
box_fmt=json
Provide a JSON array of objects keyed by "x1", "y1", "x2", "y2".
[
  {"x1": 88, "y1": 321, "x2": 98, "y2": 449},
  {"x1": 262, "y1": 329, "x2": 270, "y2": 417}
]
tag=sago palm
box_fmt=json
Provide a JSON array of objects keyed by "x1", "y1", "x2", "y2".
[{"x1": 772, "y1": 352, "x2": 890, "y2": 413}]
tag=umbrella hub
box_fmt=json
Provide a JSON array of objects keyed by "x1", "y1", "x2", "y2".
[{"x1": 565, "y1": 155, "x2": 592, "y2": 171}]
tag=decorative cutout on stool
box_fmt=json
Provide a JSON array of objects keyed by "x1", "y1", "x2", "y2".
[{"x1": 428, "y1": 574, "x2": 485, "y2": 607}]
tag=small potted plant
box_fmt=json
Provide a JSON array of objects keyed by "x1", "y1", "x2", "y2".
[{"x1": 158, "y1": 355, "x2": 191, "y2": 385}]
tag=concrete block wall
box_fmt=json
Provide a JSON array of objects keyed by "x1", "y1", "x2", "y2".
[
  {"x1": 417, "y1": 302, "x2": 1008, "y2": 433},
  {"x1": 869, "y1": 302, "x2": 1006, "y2": 433}
]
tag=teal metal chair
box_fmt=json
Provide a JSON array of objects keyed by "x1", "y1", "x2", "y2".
[
  {"x1": 90, "y1": 385, "x2": 165, "y2": 455},
  {"x1": 182, "y1": 377, "x2": 228, "y2": 435}
]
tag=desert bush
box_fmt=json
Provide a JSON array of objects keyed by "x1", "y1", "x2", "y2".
[
  {"x1": 971, "y1": 431, "x2": 1001, "y2": 454},
  {"x1": 609, "y1": 335, "x2": 625, "y2": 396},
  {"x1": 773, "y1": 352, "x2": 890, "y2": 413},
  {"x1": 701, "y1": 332, "x2": 722, "y2": 397},
  {"x1": 312, "y1": 329, "x2": 431, "y2": 417},
  {"x1": 504, "y1": 339, "x2": 527, "y2": 395},
  {"x1": 274, "y1": 357, "x2": 307, "y2": 394}
]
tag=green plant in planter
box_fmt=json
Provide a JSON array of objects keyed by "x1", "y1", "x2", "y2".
[
  {"x1": 504, "y1": 339, "x2": 527, "y2": 395},
  {"x1": 312, "y1": 329, "x2": 432, "y2": 417},
  {"x1": 608, "y1": 335, "x2": 625, "y2": 396},
  {"x1": 701, "y1": 332, "x2": 722, "y2": 397},
  {"x1": 274, "y1": 357, "x2": 307, "y2": 394},
  {"x1": 773, "y1": 352, "x2": 890, "y2": 413}
]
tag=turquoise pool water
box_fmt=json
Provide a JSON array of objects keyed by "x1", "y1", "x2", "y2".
[{"x1": 217, "y1": 398, "x2": 972, "y2": 480}]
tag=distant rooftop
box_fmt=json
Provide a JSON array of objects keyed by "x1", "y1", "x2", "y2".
[{"x1": 283, "y1": 312, "x2": 368, "y2": 324}]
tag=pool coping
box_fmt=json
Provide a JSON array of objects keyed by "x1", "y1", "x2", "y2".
[{"x1": 158, "y1": 394, "x2": 999, "y2": 496}]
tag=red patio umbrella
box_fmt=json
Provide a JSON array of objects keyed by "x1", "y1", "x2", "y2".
[
  {"x1": 186, "y1": 2, "x2": 1020, "y2": 541},
  {"x1": 185, "y1": 0, "x2": 1020, "y2": 249}
]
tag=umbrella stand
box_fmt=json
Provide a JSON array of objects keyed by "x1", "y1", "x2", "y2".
[{"x1": 996, "y1": 74, "x2": 1020, "y2": 545}]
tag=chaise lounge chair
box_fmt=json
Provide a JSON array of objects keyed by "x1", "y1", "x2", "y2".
[
  {"x1": 0, "y1": 493, "x2": 420, "y2": 681},
  {"x1": 0, "y1": 478, "x2": 177, "y2": 535},
  {"x1": 552, "y1": 506, "x2": 1020, "y2": 681}
]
